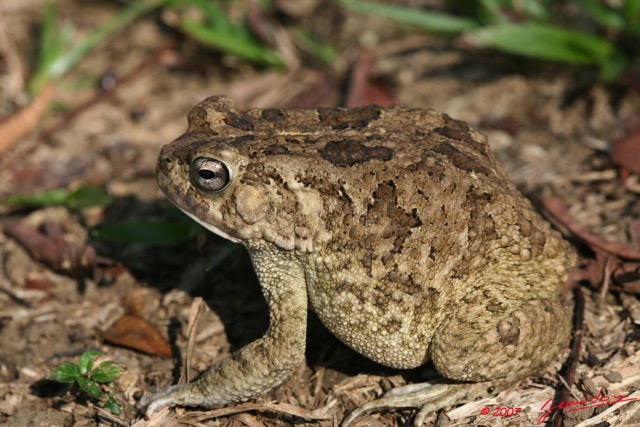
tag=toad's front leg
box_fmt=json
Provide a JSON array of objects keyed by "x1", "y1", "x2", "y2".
[{"x1": 141, "y1": 250, "x2": 307, "y2": 416}]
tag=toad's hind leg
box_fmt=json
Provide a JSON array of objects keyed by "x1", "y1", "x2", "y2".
[
  {"x1": 342, "y1": 298, "x2": 571, "y2": 426},
  {"x1": 431, "y1": 298, "x2": 571, "y2": 382}
]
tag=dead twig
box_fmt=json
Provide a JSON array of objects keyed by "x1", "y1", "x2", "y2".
[
  {"x1": 183, "y1": 297, "x2": 206, "y2": 383},
  {"x1": 182, "y1": 401, "x2": 336, "y2": 424},
  {"x1": 552, "y1": 286, "x2": 585, "y2": 427},
  {"x1": 0, "y1": 85, "x2": 54, "y2": 155}
]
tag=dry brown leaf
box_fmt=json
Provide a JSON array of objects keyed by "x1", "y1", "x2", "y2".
[
  {"x1": 611, "y1": 260, "x2": 640, "y2": 294},
  {"x1": 568, "y1": 252, "x2": 609, "y2": 289},
  {"x1": 611, "y1": 124, "x2": 640, "y2": 174},
  {"x1": 123, "y1": 289, "x2": 150, "y2": 317},
  {"x1": 5, "y1": 221, "x2": 96, "y2": 277},
  {"x1": 345, "y1": 50, "x2": 396, "y2": 108},
  {"x1": 99, "y1": 313, "x2": 172, "y2": 358},
  {"x1": 543, "y1": 197, "x2": 640, "y2": 260}
]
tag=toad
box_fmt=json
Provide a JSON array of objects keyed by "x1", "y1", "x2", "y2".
[{"x1": 144, "y1": 96, "x2": 575, "y2": 425}]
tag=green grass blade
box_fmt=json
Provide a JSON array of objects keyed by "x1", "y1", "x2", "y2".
[
  {"x1": 179, "y1": 18, "x2": 284, "y2": 66},
  {"x1": 39, "y1": 2, "x2": 62, "y2": 66},
  {"x1": 339, "y1": 0, "x2": 479, "y2": 34},
  {"x1": 624, "y1": 0, "x2": 640, "y2": 29},
  {"x1": 50, "y1": 0, "x2": 169, "y2": 77},
  {"x1": 599, "y1": 50, "x2": 629, "y2": 82},
  {"x1": 29, "y1": 0, "x2": 169, "y2": 93},
  {"x1": 579, "y1": 0, "x2": 625, "y2": 29},
  {"x1": 181, "y1": 0, "x2": 233, "y2": 32},
  {"x1": 467, "y1": 23, "x2": 615, "y2": 65},
  {"x1": 519, "y1": 0, "x2": 552, "y2": 21},
  {"x1": 30, "y1": 2, "x2": 72, "y2": 94},
  {"x1": 293, "y1": 28, "x2": 337, "y2": 65}
]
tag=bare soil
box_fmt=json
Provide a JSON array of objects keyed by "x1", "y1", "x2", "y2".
[{"x1": 1, "y1": 1, "x2": 639, "y2": 426}]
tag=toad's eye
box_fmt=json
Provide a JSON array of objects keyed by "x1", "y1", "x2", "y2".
[{"x1": 191, "y1": 157, "x2": 230, "y2": 192}]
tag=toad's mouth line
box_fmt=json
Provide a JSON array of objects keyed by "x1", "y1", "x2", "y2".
[{"x1": 178, "y1": 206, "x2": 242, "y2": 244}]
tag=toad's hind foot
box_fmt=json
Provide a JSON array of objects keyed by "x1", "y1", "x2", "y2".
[{"x1": 341, "y1": 378, "x2": 515, "y2": 426}]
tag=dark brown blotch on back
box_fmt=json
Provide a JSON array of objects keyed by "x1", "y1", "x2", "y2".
[
  {"x1": 318, "y1": 105, "x2": 381, "y2": 130},
  {"x1": 435, "y1": 115, "x2": 488, "y2": 156},
  {"x1": 224, "y1": 113, "x2": 254, "y2": 131},
  {"x1": 432, "y1": 142, "x2": 491, "y2": 175},
  {"x1": 187, "y1": 106, "x2": 215, "y2": 132},
  {"x1": 262, "y1": 144, "x2": 290, "y2": 156},
  {"x1": 320, "y1": 140, "x2": 393, "y2": 167},
  {"x1": 230, "y1": 135, "x2": 255, "y2": 147},
  {"x1": 261, "y1": 109, "x2": 286, "y2": 122}
]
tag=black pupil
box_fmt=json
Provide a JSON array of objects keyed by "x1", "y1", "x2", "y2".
[{"x1": 199, "y1": 169, "x2": 216, "y2": 179}]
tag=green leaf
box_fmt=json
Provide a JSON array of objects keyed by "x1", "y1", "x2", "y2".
[
  {"x1": 90, "y1": 361, "x2": 125, "y2": 383},
  {"x1": 292, "y1": 28, "x2": 337, "y2": 65},
  {"x1": 0, "y1": 185, "x2": 110, "y2": 209},
  {"x1": 50, "y1": 362, "x2": 81, "y2": 383},
  {"x1": 466, "y1": 23, "x2": 615, "y2": 65},
  {"x1": 76, "y1": 377, "x2": 103, "y2": 398},
  {"x1": 339, "y1": 0, "x2": 479, "y2": 34},
  {"x1": 78, "y1": 350, "x2": 101, "y2": 376},
  {"x1": 92, "y1": 220, "x2": 198, "y2": 245},
  {"x1": 65, "y1": 186, "x2": 112, "y2": 209},
  {"x1": 104, "y1": 393, "x2": 122, "y2": 415},
  {"x1": 1, "y1": 189, "x2": 67, "y2": 207}
]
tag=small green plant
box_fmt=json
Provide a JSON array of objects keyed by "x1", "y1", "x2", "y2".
[{"x1": 50, "y1": 350, "x2": 125, "y2": 415}]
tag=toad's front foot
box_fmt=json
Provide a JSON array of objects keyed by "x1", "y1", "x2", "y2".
[
  {"x1": 341, "y1": 378, "x2": 514, "y2": 427},
  {"x1": 139, "y1": 382, "x2": 229, "y2": 416}
]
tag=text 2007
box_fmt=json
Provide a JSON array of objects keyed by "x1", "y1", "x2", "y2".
[
  {"x1": 494, "y1": 406, "x2": 521, "y2": 417},
  {"x1": 481, "y1": 406, "x2": 522, "y2": 417}
]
